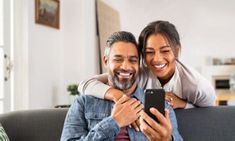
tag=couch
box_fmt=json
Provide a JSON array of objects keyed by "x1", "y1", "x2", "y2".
[
  {"x1": 0, "y1": 108, "x2": 67, "y2": 141},
  {"x1": 0, "y1": 106, "x2": 235, "y2": 141}
]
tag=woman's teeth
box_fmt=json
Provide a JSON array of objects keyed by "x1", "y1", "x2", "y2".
[{"x1": 154, "y1": 64, "x2": 166, "y2": 69}]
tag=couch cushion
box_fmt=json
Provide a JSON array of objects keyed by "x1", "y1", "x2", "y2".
[
  {"x1": 175, "y1": 106, "x2": 235, "y2": 141},
  {"x1": 1, "y1": 106, "x2": 235, "y2": 141}
]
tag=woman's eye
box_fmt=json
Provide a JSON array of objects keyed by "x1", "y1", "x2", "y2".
[
  {"x1": 145, "y1": 51, "x2": 155, "y2": 55},
  {"x1": 161, "y1": 50, "x2": 170, "y2": 53}
]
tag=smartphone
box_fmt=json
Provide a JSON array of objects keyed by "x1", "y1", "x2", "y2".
[{"x1": 144, "y1": 89, "x2": 165, "y2": 122}]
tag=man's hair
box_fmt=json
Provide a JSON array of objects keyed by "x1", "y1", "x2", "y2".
[
  {"x1": 138, "y1": 20, "x2": 181, "y2": 58},
  {"x1": 104, "y1": 31, "x2": 139, "y2": 58}
]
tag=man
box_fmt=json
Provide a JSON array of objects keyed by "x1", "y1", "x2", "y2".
[{"x1": 60, "y1": 31, "x2": 182, "y2": 141}]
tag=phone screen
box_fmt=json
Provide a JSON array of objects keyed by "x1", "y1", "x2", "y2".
[{"x1": 144, "y1": 89, "x2": 165, "y2": 122}]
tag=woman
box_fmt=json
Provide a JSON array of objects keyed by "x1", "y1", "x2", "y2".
[{"x1": 79, "y1": 20, "x2": 216, "y2": 109}]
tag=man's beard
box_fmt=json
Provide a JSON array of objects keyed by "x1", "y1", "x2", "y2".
[{"x1": 109, "y1": 71, "x2": 137, "y2": 91}]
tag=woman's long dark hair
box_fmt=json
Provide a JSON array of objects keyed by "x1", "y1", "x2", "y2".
[{"x1": 138, "y1": 20, "x2": 181, "y2": 58}]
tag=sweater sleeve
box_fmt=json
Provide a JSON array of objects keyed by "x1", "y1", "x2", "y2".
[
  {"x1": 78, "y1": 67, "x2": 150, "y2": 99},
  {"x1": 195, "y1": 78, "x2": 216, "y2": 107},
  {"x1": 185, "y1": 102, "x2": 195, "y2": 109},
  {"x1": 78, "y1": 74, "x2": 111, "y2": 99},
  {"x1": 185, "y1": 74, "x2": 216, "y2": 107}
]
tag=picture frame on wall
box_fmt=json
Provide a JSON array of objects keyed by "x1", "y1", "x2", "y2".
[{"x1": 35, "y1": 0, "x2": 60, "y2": 29}]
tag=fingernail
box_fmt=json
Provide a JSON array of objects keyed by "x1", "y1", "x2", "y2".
[{"x1": 136, "y1": 128, "x2": 139, "y2": 132}]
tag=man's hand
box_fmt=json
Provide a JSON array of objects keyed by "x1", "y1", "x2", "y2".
[
  {"x1": 111, "y1": 95, "x2": 144, "y2": 128},
  {"x1": 165, "y1": 92, "x2": 186, "y2": 109},
  {"x1": 139, "y1": 108, "x2": 172, "y2": 141},
  {"x1": 130, "y1": 119, "x2": 141, "y2": 132}
]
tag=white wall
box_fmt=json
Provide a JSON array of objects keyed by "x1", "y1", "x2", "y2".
[
  {"x1": 14, "y1": 0, "x2": 98, "y2": 110},
  {"x1": 0, "y1": 0, "x2": 4, "y2": 110},
  {"x1": 14, "y1": 0, "x2": 235, "y2": 109},
  {"x1": 61, "y1": 0, "x2": 98, "y2": 105},
  {"x1": 14, "y1": 0, "x2": 29, "y2": 110},
  {"x1": 0, "y1": 0, "x2": 3, "y2": 46},
  {"x1": 0, "y1": 49, "x2": 3, "y2": 106},
  {"x1": 103, "y1": 0, "x2": 235, "y2": 72}
]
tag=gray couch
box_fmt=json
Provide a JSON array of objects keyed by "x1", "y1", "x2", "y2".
[{"x1": 0, "y1": 106, "x2": 235, "y2": 141}]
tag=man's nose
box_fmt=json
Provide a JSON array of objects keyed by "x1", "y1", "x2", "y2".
[{"x1": 120, "y1": 60, "x2": 131, "y2": 70}]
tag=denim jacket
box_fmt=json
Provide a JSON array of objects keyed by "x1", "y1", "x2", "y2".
[{"x1": 61, "y1": 87, "x2": 183, "y2": 141}]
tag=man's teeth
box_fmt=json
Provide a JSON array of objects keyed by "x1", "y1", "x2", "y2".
[
  {"x1": 118, "y1": 72, "x2": 132, "y2": 78},
  {"x1": 154, "y1": 64, "x2": 166, "y2": 69}
]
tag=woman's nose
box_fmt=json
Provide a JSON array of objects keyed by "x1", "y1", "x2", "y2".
[{"x1": 153, "y1": 51, "x2": 163, "y2": 62}]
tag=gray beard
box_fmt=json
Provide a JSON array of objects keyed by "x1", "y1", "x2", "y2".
[{"x1": 109, "y1": 74, "x2": 136, "y2": 91}]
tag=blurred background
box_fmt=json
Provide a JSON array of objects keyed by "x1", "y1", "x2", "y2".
[{"x1": 0, "y1": 0, "x2": 235, "y2": 113}]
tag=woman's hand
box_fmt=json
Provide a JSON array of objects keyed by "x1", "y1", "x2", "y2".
[
  {"x1": 165, "y1": 92, "x2": 186, "y2": 109},
  {"x1": 105, "y1": 88, "x2": 125, "y2": 102}
]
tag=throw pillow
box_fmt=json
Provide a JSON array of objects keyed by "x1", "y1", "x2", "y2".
[{"x1": 0, "y1": 124, "x2": 10, "y2": 141}]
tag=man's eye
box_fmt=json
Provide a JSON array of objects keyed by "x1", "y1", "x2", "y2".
[
  {"x1": 114, "y1": 59, "x2": 122, "y2": 62},
  {"x1": 130, "y1": 59, "x2": 138, "y2": 63}
]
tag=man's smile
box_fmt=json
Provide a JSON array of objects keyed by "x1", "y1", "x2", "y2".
[{"x1": 116, "y1": 71, "x2": 133, "y2": 79}]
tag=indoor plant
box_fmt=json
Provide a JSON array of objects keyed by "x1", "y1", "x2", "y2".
[{"x1": 67, "y1": 84, "x2": 80, "y2": 104}]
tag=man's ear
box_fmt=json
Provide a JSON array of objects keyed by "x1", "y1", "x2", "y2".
[{"x1": 103, "y1": 56, "x2": 108, "y2": 67}]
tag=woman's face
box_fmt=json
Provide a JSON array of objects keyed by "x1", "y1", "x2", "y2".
[{"x1": 144, "y1": 34, "x2": 178, "y2": 83}]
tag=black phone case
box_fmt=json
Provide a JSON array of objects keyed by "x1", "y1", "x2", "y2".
[{"x1": 144, "y1": 89, "x2": 165, "y2": 122}]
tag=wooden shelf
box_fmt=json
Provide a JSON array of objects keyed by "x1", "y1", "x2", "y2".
[{"x1": 215, "y1": 90, "x2": 235, "y2": 105}]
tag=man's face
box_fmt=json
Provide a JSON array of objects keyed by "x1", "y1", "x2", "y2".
[{"x1": 104, "y1": 41, "x2": 139, "y2": 91}]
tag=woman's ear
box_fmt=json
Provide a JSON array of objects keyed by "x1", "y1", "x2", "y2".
[{"x1": 175, "y1": 44, "x2": 181, "y2": 58}]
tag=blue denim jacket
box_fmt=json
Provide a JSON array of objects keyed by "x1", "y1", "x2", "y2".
[{"x1": 61, "y1": 87, "x2": 183, "y2": 141}]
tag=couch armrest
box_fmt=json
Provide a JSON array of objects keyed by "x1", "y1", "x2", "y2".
[{"x1": 0, "y1": 108, "x2": 68, "y2": 141}]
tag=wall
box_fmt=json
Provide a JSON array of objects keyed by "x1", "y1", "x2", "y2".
[
  {"x1": 14, "y1": 0, "x2": 29, "y2": 110},
  {"x1": 0, "y1": 0, "x2": 2, "y2": 45},
  {"x1": 0, "y1": 49, "x2": 3, "y2": 107},
  {"x1": 14, "y1": 0, "x2": 235, "y2": 109},
  {"x1": 103, "y1": 0, "x2": 235, "y2": 72},
  {"x1": 14, "y1": 0, "x2": 98, "y2": 110},
  {"x1": 61, "y1": 0, "x2": 98, "y2": 105}
]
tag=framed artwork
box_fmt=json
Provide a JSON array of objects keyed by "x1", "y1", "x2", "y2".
[{"x1": 35, "y1": 0, "x2": 60, "y2": 29}]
